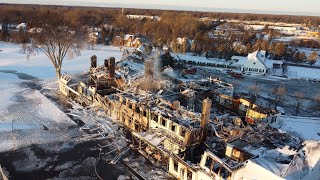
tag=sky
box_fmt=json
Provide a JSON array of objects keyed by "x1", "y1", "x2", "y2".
[{"x1": 1, "y1": 0, "x2": 320, "y2": 16}]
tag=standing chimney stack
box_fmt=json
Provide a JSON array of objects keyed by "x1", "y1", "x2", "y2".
[
  {"x1": 201, "y1": 98, "x2": 212, "y2": 141},
  {"x1": 91, "y1": 55, "x2": 97, "y2": 68},
  {"x1": 108, "y1": 57, "x2": 115, "y2": 78},
  {"x1": 104, "y1": 59, "x2": 108, "y2": 70}
]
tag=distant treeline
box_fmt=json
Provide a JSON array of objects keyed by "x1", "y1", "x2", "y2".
[
  {"x1": 1, "y1": 3, "x2": 320, "y2": 29},
  {"x1": 0, "y1": 4, "x2": 319, "y2": 64}
]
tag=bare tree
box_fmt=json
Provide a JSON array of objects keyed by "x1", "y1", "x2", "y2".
[
  {"x1": 31, "y1": 13, "x2": 85, "y2": 79},
  {"x1": 272, "y1": 85, "x2": 287, "y2": 106},
  {"x1": 308, "y1": 51, "x2": 318, "y2": 65},
  {"x1": 249, "y1": 83, "x2": 261, "y2": 102},
  {"x1": 312, "y1": 94, "x2": 320, "y2": 112},
  {"x1": 293, "y1": 92, "x2": 304, "y2": 115}
]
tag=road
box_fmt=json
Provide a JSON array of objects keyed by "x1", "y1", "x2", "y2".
[{"x1": 198, "y1": 67, "x2": 320, "y2": 116}]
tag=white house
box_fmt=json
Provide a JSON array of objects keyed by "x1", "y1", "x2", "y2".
[
  {"x1": 232, "y1": 50, "x2": 284, "y2": 75},
  {"x1": 232, "y1": 50, "x2": 268, "y2": 75}
]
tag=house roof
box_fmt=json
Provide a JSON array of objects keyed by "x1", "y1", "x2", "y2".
[
  {"x1": 124, "y1": 34, "x2": 134, "y2": 41},
  {"x1": 136, "y1": 45, "x2": 145, "y2": 53},
  {"x1": 232, "y1": 56, "x2": 248, "y2": 66},
  {"x1": 233, "y1": 50, "x2": 267, "y2": 68},
  {"x1": 132, "y1": 38, "x2": 141, "y2": 45},
  {"x1": 265, "y1": 59, "x2": 284, "y2": 69}
]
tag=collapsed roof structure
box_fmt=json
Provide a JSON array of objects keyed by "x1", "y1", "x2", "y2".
[{"x1": 58, "y1": 51, "x2": 302, "y2": 180}]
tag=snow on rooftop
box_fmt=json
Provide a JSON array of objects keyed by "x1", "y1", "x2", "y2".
[
  {"x1": 16, "y1": 23, "x2": 26, "y2": 29},
  {"x1": 124, "y1": 34, "x2": 134, "y2": 41}
]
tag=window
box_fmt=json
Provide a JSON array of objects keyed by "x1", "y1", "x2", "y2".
[
  {"x1": 153, "y1": 114, "x2": 158, "y2": 122},
  {"x1": 220, "y1": 168, "x2": 230, "y2": 179},
  {"x1": 187, "y1": 170, "x2": 193, "y2": 180},
  {"x1": 171, "y1": 124, "x2": 176, "y2": 132},
  {"x1": 205, "y1": 156, "x2": 213, "y2": 170},
  {"x1": 232, "y1": 148, "x2": 241, "y2": 159},
  {"x1": 143, "y1": 110, "x2": 147, "y2": 117},
  {"x1": 174, "y1": 161, "x2": 178, "y2": 172},
  {"x1": 180, "y1": 168, "x2": 185, "y2": 179},
  {"x1": 181, "y1": 128, "x2": 186, "y2": 137},
  {"x1": 161, "y1": 119, "x2": 166, "y2": 127},
  {"x1": 213, "y1": 163, "x2": 220, "y2": 174}
]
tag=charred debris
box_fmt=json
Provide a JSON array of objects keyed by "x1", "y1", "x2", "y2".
[{"x1": 59, "y1": 49, "x2": 300, "y2": 180}]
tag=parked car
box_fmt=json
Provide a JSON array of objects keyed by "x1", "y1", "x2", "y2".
[
  {"x1": 184, "y1": 67, "x2": 197, "y2": 74},
  {"x1": 230, "y1": 72, "x2": 244, "y2": 78}
]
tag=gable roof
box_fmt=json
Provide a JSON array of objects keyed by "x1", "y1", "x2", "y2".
[
  {"x1": 232, "y1": 50, "x2": 269, "y2": 68},
  {"x1": 124, "y1": 34, "x2": 134, "y2": 41},
  {"x1": 247, "y1": 50, "x2": 267, "y2": 68}
]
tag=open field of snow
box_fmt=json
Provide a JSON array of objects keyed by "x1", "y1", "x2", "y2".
[
  {"x1": 287, "y1": 66, "x2": 320, "y2": 80},
  {"x1": 272, "y1": 115, "x2": 320, "y2": 141},
  {"x1": 0, "y1": 43, "x2": 122, "y2": 79}
]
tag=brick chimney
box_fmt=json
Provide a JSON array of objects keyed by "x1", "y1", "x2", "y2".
[
  {"x1": 108, "y1": 57, "x2": 115, "y2": 78},
  {"x1": 201, "y1": 98, "x2": 212, "y2": 141},
  {"x1": 104, "y1": 59, "x2": 108, "y2": 71},
  {"x1": 91, "y1": 55, "x2": 97, "y2": 68}
]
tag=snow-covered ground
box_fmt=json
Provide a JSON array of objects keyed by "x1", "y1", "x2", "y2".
[
  {"x1": 271, "y1": 115, "x2": 320, "y2": 141},
  {"x1": 173, "y1": 51, "x2": 320, "y2": 80},
  {"x1": 0, "y1": 42, "x2": 130, "y2": 179},
  {"x1": 0, "y1": 42, "x2": 123, "y2": 79},
  {"x1": 287, "y1": 66, "x2": 320, "y2": 80},
  {"x1": 0, "y1": 42, "x2": 123, "y2": 152},
  {"x1": 173, "y1": 53, "x2": 228, "y2": 66}
]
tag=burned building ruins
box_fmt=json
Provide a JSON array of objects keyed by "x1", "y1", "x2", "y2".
[{"x1": 59, "y1": 54, "x2": 298, "y2": 180}]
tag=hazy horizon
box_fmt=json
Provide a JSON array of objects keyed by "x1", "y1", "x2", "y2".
[{"x1": 1, "y1": 0, "x2": 320, "y2": 16}]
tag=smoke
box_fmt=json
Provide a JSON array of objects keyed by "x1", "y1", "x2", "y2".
[{"x1": 150, "y1": 47, "x2": 162, "y2": 80}]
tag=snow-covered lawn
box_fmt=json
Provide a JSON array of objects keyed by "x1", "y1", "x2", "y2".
[
  {"x1": 0, "y1": 42, "x2": 125, "y2": 153},
  {"x1": 287, "y1": 66, "x2": 320, "y2": 80},
  {"x1": 0, "y1": 42, "x2": 123, "y2": 79},
  {"x1": 272, "y1": 115, "x2": 320, "y2": 141},
  {"x1": 173, "y1": 53, "x2": 229, "y2": 65}
]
